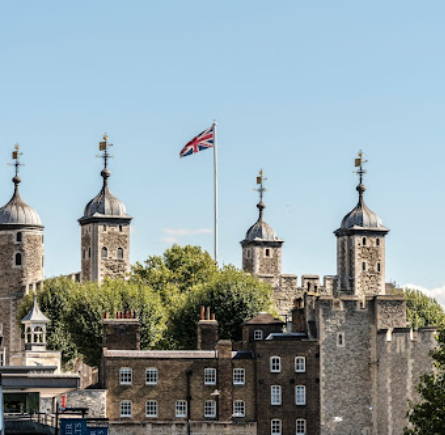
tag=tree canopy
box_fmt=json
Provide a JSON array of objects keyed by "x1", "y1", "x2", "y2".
[
  {"x1": 403, "y1": 288, "x2": 445, "y2": 329},
  {"x1": 404, "y1": 328, "x2": 445, "y2": 435}
]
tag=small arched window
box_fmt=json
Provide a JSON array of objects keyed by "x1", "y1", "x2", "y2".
[
  {"x1": 88, "y1": 247, "x2": 91, "y2": 258},
  {"x1": 103, "y1": 225, "x2": 107, "y2": 232},
  {"x1": 83, "y1": 249, "x2": 86, "y2": 259},
  {"x1": 377, "y1": 262, "x2": 381, "y2": 272},
  {"x1": 362, "y1": 262, "x2": 366, "y2": 271},
  {"x1": 362, "y1": 237, "x2": 367, "y2": 246},
  {"x1": 16, "y1": 232, "x2": 22, "y2": 242},
  {"x1": 34, "y1": 326, "x2": 43, "y2": 343},
  {"x1": 338, "y1": 332, "x2": 345, "y2": 347},
  {"x1": 117, "y1": 248, "x2": 124, "y2": 259},
  {"x1": 101, "y1": 247, "x2": 108, "y2": 258},
  {"x1": 119, "y1": 225, "x2": 123, "y2": 232},
  {"x1": 15, "y1": 253, "x2": 22, "y2": 266},
  {"x1": 265, "y1": 248, "x2": 270, "y2": 257},
  {"x1": 376, "y1": 238, "x2": 380, "y2": 246},
  {"x1": 26, "y1": 327, "x2": 32, "y2": 343}
]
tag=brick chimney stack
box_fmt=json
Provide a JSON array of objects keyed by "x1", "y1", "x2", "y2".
[
  {"x1": 102, "y1": 311, "x2": 140, "y2": 351},
  {"x1": 291, "y1": 298, "x2": 307, "y2": 333},
  {"x1": 197, "y1": 306, "x2": 219, "y2": 350}
]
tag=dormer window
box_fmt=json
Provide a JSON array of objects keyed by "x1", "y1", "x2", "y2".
[{"x1": 16, "y1": 232, "x2": 22, "y2": 242}]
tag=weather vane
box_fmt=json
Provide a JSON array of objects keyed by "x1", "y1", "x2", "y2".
[
  {"x1": 96, "y1": 133, "x2": 114, "y2": 168},
  {"x1": 8, "y1": 143, "x2": 24, "y2": 177},
  {"x1": 354, "y1": 150, "x2": 367, "y2": 185},
  {"x1": 254, "y1": 169, "x2": 267, "y2": 203}
]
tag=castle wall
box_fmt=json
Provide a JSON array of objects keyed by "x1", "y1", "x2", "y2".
[{"x1": 376, "y1": 328, "x2": 437, "y2": 435}]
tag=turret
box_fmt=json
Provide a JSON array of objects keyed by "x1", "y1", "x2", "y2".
[
  {"x1": 78, "y1": 134, "x2": 132, "y2": 283},
  {"x1": 334, "y1": 151, "x2": 389, "y2": 297},
  {"x1": 240, "y1": 170, "x2": 283, "y2": 276},
  {"x1": 0, "y1": 145, "x2": 44, "y2": 363}
]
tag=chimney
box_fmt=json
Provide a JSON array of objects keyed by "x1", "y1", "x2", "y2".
[
  {"x1": 102, "y1": 311, "x2": 141, "y2": 351},
  {"x1": 197, "y1": 306, "x2": 219, "y2": 350},
  {"x1": 291, "y1": 298, "x2": 307, "y2": 333}
]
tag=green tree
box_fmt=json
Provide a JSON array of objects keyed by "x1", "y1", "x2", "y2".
[
  {"x1": 131, "y1": 245, "x2": 218, "y2": 303},
  {"x1": 404, "y1": 328, "x2": 445, "y2": 434},
  {"x1": 166, "y1": 265, "x2": 275, "y2": 349},
  {"x1": 64, "y1": 279, "x2": 166, "y2": 367},
  {"x1": 403, "y1": 288, "x2": 445, "y2": 329},
  {"x1": 17, "y1": 277, "x2": 79, "y2": 366}
]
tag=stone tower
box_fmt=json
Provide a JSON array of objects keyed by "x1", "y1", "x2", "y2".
[
  {"x1": 334, "y1": 152, "x2": 389, "y2": 297},
  {"x1": 241, "y1": 170, "x2": 283, "y2": 276},
  {"x1": 78, "y1": 134, "x2": 132, "y2": 283},
  {"x1": 0, "y1": 145, "x2": 44, "y2": 364}
]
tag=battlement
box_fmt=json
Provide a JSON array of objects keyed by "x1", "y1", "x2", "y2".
[{"x1": 378, "y1": 326, "x2": 438, "y2": 343}]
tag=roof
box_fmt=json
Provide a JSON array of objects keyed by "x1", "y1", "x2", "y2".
[
  {"x1": 104, "y1": 349, "x2": 253, "y2": 360},
  {"x1": 336, "y1": 184, "x2": 389, "y2": 234},
  {"x1": 242, "y1": 201, "x2": 283, "y2": 244},
  {"x1": 266, "y1": 333, "x2": 308, "y2": 341},
  {"x1": 0, "y1": 181, "x2": 42, "y2": 228},
  {"x1": 244, "y1": 312, "x2": 284, "y2": 325},
  {"x1": 79, "y1": 169, "x2": 132, "y2": 222},
  {"x1": 22, "y1": 296, "x2": 50, "y2": 324}
]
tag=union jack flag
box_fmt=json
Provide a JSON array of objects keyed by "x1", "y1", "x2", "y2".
[{"x1": 179, "y1": 125, "x2": 214, "y2": 158}]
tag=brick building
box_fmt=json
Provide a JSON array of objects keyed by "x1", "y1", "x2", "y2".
[{"x1": 101, "y1": 309, "x2": 320, "y2": 435}]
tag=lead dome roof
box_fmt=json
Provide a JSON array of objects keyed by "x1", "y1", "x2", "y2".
[
  {"x1": 242, "y1": 201, "x2": 283, "y2": 244},
  {"x1": 0, "y1": 177, "x2": 43, "y2": 228}
]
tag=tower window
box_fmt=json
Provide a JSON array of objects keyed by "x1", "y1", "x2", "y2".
[
  {"x1": 103, "y1": 225, "x2": 107, "y2": 232},
  {"x1": 83, "y1": 249, "x2": 86, "y2": 259},
  {"x1": 88, "y1": 247, "x2": 91, "y2": 258},
  {"x1": 117, "y1": 248, "x2": 124, "y2": 259},
  {"x1": 265, "y1": 248, "x2": 270, "y2": 257},
  {"x1": 246, "y1": 249, "x2": 251, "y2": 259},
  {"x1": 15, "y1": 253, "x2": 22, "y2": 266},
  {"x1": 362, "y1": 262, "x2": 366, "y2": 271},
  {"x1": 377, "y1": 262, "x2": 381, "y2": 272},
  {"x1": 102, "y1": 247, "x2": 108, "y2": 258},
  {"x1": 16, "y1": 232, "x2": 22, "y2": 242},
  {"x1": 376, "y1": 238, "x2": 380, "y2": 246},
  {"x1": 338, "y1": 332, "x2": 345, "y2": 347},
  {"x1": 119, "y1": 225, "x2": 123, "y2": 232},
  {"x1": 362, "y1": 237, "x2": 367, "y2": 246}
]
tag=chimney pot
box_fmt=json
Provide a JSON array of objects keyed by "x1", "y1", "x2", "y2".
[
  {"x1": 206, "y1": 306, "x2": 211, "y2": 320},
  {"x1": 211, "y1": 313, "x2": 216, "y2": 321},
  {"x1": 200, "y1": 306, "x2": 205, "y2": 321}
]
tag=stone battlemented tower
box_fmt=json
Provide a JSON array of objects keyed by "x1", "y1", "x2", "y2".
[
  {"x1": 240, "y1": 170, "x2": 283, "y2": 276},
  {"x1": 0, "y1": 145, "x2": 44, "y2": 364},
  {"x1": 334, "y1": 151, "x2": 389, "y2": 297},
  {"x1": 79, "y1": 134, "x2": 132, "y2": 283}
]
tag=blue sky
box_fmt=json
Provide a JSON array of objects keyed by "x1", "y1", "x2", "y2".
[{"x1": 1, "y1": 1, "x2": 444, "y2": 301}]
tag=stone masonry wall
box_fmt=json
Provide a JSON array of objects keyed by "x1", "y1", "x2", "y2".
[
  {"x1": 65, "y1": 389, "x2": 107, "y2": 418},
  {"x1": 99, "y1": 223, "x2": 130, "y2": 281},
  {"x1": 81, "y1": 225, "x2": 92, "y2": 281},
  {"x1": 318, "y1": 297, "x2": 373, "y2": 435},
  {"x1": 376, "y1": 328, "x2": 437, "y2": 435}
]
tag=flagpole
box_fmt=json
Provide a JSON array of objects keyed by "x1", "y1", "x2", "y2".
[{"x1": 213, "y1": 121, "x2": 218, "y2": 264}]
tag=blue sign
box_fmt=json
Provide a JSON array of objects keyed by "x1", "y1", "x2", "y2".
[
  {"x1": 60, "y1": 419, "x2": 87, "y2": 435},
  {"x1": 87, "y1": 427, "x2": 108, "y2": 435}
]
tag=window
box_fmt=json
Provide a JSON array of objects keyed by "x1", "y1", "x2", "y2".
[
  {"x1": 377, "y1": 262, "x2": 381, "y2": 272},
  {"x1": 246, "y1": 249, "x2": 251, "y2": 258},
  {"x1": 271, "y1": 419, "x2": 282, "y2": 435},
  {"x1": 295, "y1": 386, "x2": 306, "y2": 405},
  {"x1": 119, "y1": 368, "x2": 132, "y2": 385},
  {"x1": 26, "y1": 327, "x2": 32, "y2": 343},
  {"x1": 362, "y1": 237, "x2": 367, "y2": 246},
  {"x1": 338, "y1": 332, "x2": 345, "y2": 347},
  {"x1": 83, "y1": 249, "x2": 86, "y2": 259},
  {"x1": 88, "y1": 247, "x2": 91, "y2": 258},
  {"x1": 233, "y1": 401, "x2": 245, "y2": 417},
  {"x1": 295, "y1": 357, "x2": 306, "y2": 373},
  {"x1": 296, "y1": 419, "x2": 307, "y2": 435},
  {"x1": 119, "y1": 225, "x2": 123, "y2": 232},
  {"x1": 376, "y1": 238, "x2": 380, "y2": 246},
  {"x1": 117, "y1": 248, "x2": 124, "y2": 259},
  {"x1": 233, "y1": 368, "x2": 245, "y2": 385},
  {"x1": 120, "y1": 401, "x2": 132, "y2": 417},
  {"x1": 101, "y1": 247, "x2": 108, "y2": 258},
  {"x1": 271, "y1": 385, "x2": 282, "y2": 405},
  {"x1": 204, "y1": 400, "x2": 216, "y2": 418},
  {"x1": 146, "y1": 400, "x2": 158, "y2": 417},
  {"x1": 265, "y1": 248, "x2": 270, "y2": 257},
  {"x1": 16, "y1": 232, "x2": 22, "y2": 242},
  {"x1": 146, "y1": 368, "x2": 158, "y2": 385},
  {"x1": 34, "y1": 326, "x2": 43, "y2": 343},
  {"x1": 103, "y1": 225, "x2": 107, "y2": 232},
  {"x1": 0, "y1": 352, "x2": 3, "y2": 367},
  {"x1": 362, "y1": 262, "x2": 366, "y2": 271},
  {"x1": 254, "y1": 330, "x2": 263, "y2": 340},
  {"x1": 270, "y1": 356, "x2": 281, "y2": 373},
  {"x1": 175, "y1": 401, "x2": 187, "y2": 417},
  {"x1": 15, "y1": 253, "x2": 22, "y2": 266},
  {"x1": 204, "y1": 368, "x2": 216, "y2": 385}
]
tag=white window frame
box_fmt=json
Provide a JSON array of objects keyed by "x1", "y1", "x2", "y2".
[
  {"x1": 233, "y1": 368, "x2": 245, "y2": 385},
  {"x1": 254, "y1": 330, "x2": 263, "y2": 340},
  {"x1": 233, "y1": 400, "x2": 245, "y2": 417},
  {"x1": 175, "y1": 400, "x2": 187, "y2": 418},
  {"x1": 295, "y1": 385, "x2": 306, "y2": 405},
  {"x1": 119, "y1": 368, "x2": 132, "y2": 385},
  {"x1": 295, "y1": 357, "x2": 306, "y2": 373},
  {"x1": 271, "y1": 419, "x2": 282, "y2": 435},
  {"x1": 120, "y1": 400, "x2": 132, "y2": 417},
  {"x1": 145, "y1": 400, "x2": 158, "y2": 418},
  {"x1": 296, "y1": 419, "x2": 307, "y2": 435},
  {"x1": 271, "y1": 385, "x2": 282, "y2": 405},
  {"x1": 204, "y1": 400, "x2": 216, "y2": 418},
  {"x1": 146, "y1": 368, "x2": 158, "y2": 385},
  {"x1": 204, "y1": 368, "x2": 217, "y2": 385},
  {"x1": 270, "y1": 356, "x2": 281, "y2": 373}
]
